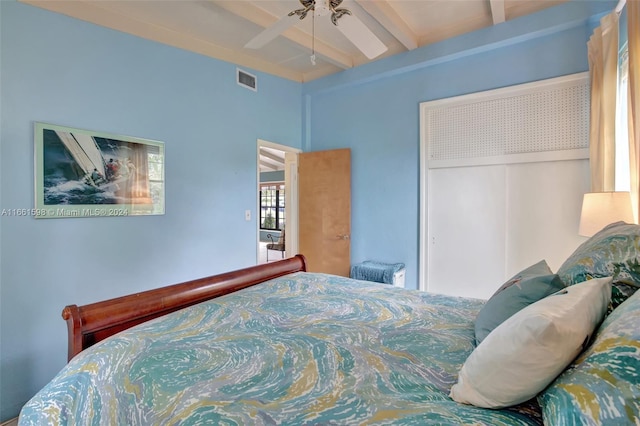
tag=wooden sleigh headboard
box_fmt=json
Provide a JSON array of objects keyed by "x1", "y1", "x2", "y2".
[{"x1": 62, "y1": 255, "x2": 307, "y2": 361}]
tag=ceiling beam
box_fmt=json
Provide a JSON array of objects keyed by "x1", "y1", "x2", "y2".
[
  {"x1": 489, "y1": 0, "x2": 506, "y2": 25},
  {"x1": 213, "y1": 0, "x2": 353, "y2": 70},
  {"x1": 354, "y1": 0, "x2": 418, "y2": 51},
  {"x1": 260, "y1": 160, "x2": 280, "y2": 171},
  {"x1": 260, "y1": 149, "x2": 285, "y2": 165}
]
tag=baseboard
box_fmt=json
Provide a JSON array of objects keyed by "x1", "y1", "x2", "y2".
[{"x1": 1, "y1": 417, "x2": 18, "y2": 426}]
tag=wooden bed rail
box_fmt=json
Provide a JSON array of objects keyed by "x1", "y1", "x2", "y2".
[{"x1": 62, "y1": 255, "x2": 307, "y2": 361}]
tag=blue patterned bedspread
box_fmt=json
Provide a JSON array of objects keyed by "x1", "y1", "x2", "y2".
[{"x1": 19, "y1": 272, "x2": 541, "y2": 425}]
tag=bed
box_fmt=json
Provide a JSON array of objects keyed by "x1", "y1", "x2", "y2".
[{"x1": 19, "y1": 222, "x2": 640, "y2": 425}]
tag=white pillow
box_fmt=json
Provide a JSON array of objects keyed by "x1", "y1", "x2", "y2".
[{"x1": 450, "y1": 277, "x2": 612, "y2": 408}]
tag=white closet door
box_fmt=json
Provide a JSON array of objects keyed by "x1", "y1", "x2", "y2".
[
  {"x1": 504, "y1": 160, "x2": 590, "y2": 275},
  {"x1": 420, "y1": 73, "x2": 591, "y2": 298},
  {"x1": 427, "y1": 160, "x2": 589, "y2": 300},
  {"x1": 427, "y1": 165, "x2": 506, "y2": 299}
]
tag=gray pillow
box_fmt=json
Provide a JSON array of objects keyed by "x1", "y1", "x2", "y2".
[{"x1": 474, "y1": 260, "x2": 566, "y2": 344}]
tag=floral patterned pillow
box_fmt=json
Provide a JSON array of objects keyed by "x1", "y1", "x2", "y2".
[
  {"x1": 556, "y1": 221, "x2": 640, "y2": 309},
  {"x1": 537, "y1": 288, "x2": 640, "y2": 425}
]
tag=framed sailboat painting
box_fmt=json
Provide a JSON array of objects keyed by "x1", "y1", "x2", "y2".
[{"x1": 34, "y1": 122, "x2": 165, "y2": 218}]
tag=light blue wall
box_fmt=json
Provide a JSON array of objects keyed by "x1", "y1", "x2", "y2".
[
  {"x1": 302, "y1": 0, "x2": 615, "y2": 290},
  {"x1": 0, "y1": 1, "x2": 301, "y2": 419}
]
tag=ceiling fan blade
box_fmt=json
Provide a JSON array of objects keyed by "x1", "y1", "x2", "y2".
[
  {"x1": 334, "y1": 13, "x2": 387, "y2": 59},
  {"x1": 244, "y1": 14, "x2": 299, "y2": 50}
]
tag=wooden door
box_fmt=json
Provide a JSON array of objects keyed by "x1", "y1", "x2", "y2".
[{"x1": 298, "y1": 149, "x2": 351, "y2": 276}]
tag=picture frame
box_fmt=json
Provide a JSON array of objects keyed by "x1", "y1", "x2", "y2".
[{"x1": 34, "y1": 122, "x2": 165, "y2": 218}]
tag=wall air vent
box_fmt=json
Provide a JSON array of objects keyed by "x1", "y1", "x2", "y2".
[{"x1": 237, "y1": 68, "x2": 257, "y2": 92}]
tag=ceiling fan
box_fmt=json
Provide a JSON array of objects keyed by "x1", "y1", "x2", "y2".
[{"x1": 244, "y1": 0, "x2": 388, "y2": 60}]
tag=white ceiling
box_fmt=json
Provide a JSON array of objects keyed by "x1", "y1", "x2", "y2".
[
  {"x1": 21, "y1": 0, "x2": 569, "y2": 83},
  {"x1": 260, "y1": 146, "x2": 286, "y2": 172}
]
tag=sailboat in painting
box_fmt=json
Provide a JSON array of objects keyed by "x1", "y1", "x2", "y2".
[
  {"x1": 36, "y1": 122, "x2": 163, "y2": 215},
  {"x1": 55, "y1": 131, "x2": 108, "y2": 186},
  {"x1": 42, "y1": 128, "x2": 137, "y2": 205}
]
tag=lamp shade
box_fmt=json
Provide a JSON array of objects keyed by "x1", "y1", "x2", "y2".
[{"x1": 579, "y1": 192, "x2": 634, "y2": 237}]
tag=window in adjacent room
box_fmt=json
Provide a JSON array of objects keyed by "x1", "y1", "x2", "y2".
[
  {"x1": 616, "y1": 44, "x2": 630, "y2": 191},
  {"x1": 147, "y1": 149, "x2": 165, "y2": 211},
  {"x1": 260, "y1": 183, "x2": 285, "y2": 230}
]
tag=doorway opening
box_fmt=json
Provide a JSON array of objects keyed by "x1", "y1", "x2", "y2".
[{"x1": 257, "y1": 140, "x2": 300, "y2": 264}]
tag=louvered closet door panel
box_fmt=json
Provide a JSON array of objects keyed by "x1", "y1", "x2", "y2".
[{"x1": 427, "y1": 165, "x2": 506, "y2": 299}]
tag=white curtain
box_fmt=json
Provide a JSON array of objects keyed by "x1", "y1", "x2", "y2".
[
  {"x1": 587, "y1": 12, "x2": 619, "y2": 192},
  {"x1": 628, "y1": 0, "x2": 639, "y2": 221}
]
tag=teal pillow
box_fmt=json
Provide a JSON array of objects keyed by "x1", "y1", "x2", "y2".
[
  {"x1": 557, "y1": 221, "x2": 640, "y2": 309},
  {"x1": 538, "y1": 287, "x2": 640, "y2": 425},
  {"x1": 474, "y1": 260, "x2": 566, "y2": 344}
]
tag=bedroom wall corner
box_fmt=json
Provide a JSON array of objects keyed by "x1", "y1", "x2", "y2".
[{"x1": 301, "y1": 0, "x2": 615, "y2": 292}]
